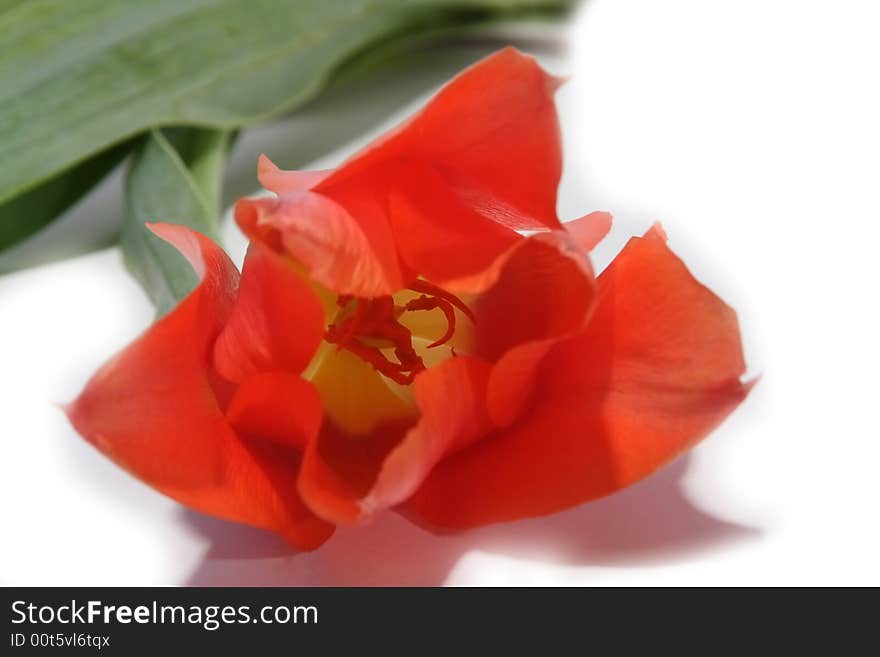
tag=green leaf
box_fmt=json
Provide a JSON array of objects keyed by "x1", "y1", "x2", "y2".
[
  {"x1": 0, "y1": 0, "x2": 571, "y2": 208},
  {"x1": 0, "y1": 140, "x2": 132, "y2": 252},
  {"x1": 121, "y1": 128, "x2": 230, "y2": 316}
]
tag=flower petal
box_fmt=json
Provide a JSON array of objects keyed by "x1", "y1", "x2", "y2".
[
  {"x1": 225, "y1": 372, "x2": 335, "y2": 549},
  {"x1": 249, "y1": 48, "x2": 566, "y2": 293},
  {"x1": 387, "y1": 161, "x2": 521, "y2": 286},
  {"x1": 234, "y1": 189, "x2": 404, "y2": 297},
  {"x1": 317, "y1": 47, "x2": 565, "y2": 233},
  {"x1": 404, "y1": 226, "x2": 751, "y2": 529},
  {"x1": 565, "y1": 211, "x2": 613, "y2": 252},
  {"x1": 225, "y1": 371, "x2": 322, "y2": 451},
  {"x1": 297, "y1": 418, "x2": 411, "y2": 524},
  {"x1": 362, "y1": 357, "x2": 494, "y2": 515},
  {"x1": 213, "y1": 240, "x2": 325, "y2": 382},
  {"x1": 67, "y1": 223, "x2": 238, "y2": 490},
  {"x1": 298, "y1": 356, "x2": 493, "y2": 524},
  {"x1": 469, "y1": 231, "x2": 599, "y2": 428},
  {"x1": 257, "y1": 154, "x2": 331, "y2": 194},
  {"x1": 484, "y1": 341, "x2": 557, "y2": 429},
  {"x1": 473, "y1": 231, "x2": 597, "y2": 360},
  {"x1": 66, "y1": 224, "x2": 332, "y2": 550}
]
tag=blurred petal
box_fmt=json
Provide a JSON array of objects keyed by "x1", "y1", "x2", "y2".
[
  {"x1": 473, "y1": 231, "x2": 597, "y2": 360},
  {"x1": 565, "y1": 211, "x2": 613, "y2": 252},
  {"x1": 257, "y1": 154, "x2": 331, "y2": 193},
  {"x1": 362, "y1": 357, "x2": 494, "y2": 514},
  {"x1": 317, "y1": 47, "x2": 565, "y2": 233},
  {"x1": 387, "y1": 161, "x2": 521, "y2": 285},
  {"x1": 298, "y1": 356, "x2": 493, "y2": 523},
  {"x1": 67, "y1": 224, "x2": 238, "y2": 491},
  {"x1": 225, "y1": 372, "x2": 335, "y2": 549},
  {"x1": 297, "y1": 419, "x2": 411, "y2": 524},
  {"x1": 485, "y1": 341, "x2": 557, "y2": 428},
  {"x1": 226, "y1": 371, "x2": 322, "y2": 451},
  {"x1": 213, "y1": 240, "x2": 324, "y2": 382},
  {"x1": 234, "y1": 190, "x2": 404, "y2": 297},
  {"x1": 66, "y1": 224, "x2": 332, "y2": 550},
  {"x1": 469, "y1": 231, "x2": 598, "y2": 428},
  {"x1": 405, "y1": 226, "x2": 751, "y2": 529},
  {"x1": 247, "y1": 49, "x2": 567, "y2": 293}
]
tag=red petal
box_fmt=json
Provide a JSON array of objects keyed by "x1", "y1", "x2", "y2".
[
  {"x1": 317, "y1": 47, "x2": 565, "y2": 233},
  {"x1": 297, "y1": 419, "x2": 411, "y2": 524},
  {"x1": 467, "y1": 231, "x2": 599, "y2": 428},
  {"x1": 257, "y1": 154, "x2": 331, "y2": 193},
  {"x1": 565, "y1": 211, "x2": 613, "y2": 252},
  {"x1": 387, "y1": 161, "x2": 521, "y2": 286},
  {"x1": 235, "y1": 439, "x2": 335, "y2": 550},
  {"x1": 473, "y1": 231, "x2": 597, "y2": 360},
  {"x1": 404, "y1": 226, "x2": 751, "y2": 529},
  {"x1": 252, "y1": 48, "x2": 566, "y2": 293},
  {"x1": 234, "y1": 190, "x2": 404, "y2": 297},
  {"x1": 298, "y1": 356, "x2": 493, "y2": 523},
  {"x1": 485, "y1": 341, "x2": 557, "y2": 428},
  {"x1": 225, "y1": 372, "x2": 334, "y2": 549},
  {"x1": 362, "y1": 357, "x2": 494, "y2": 515},
  {"x1": 66, "y1": 224, "x2": 332, "y2": 550},
  {"x1": 213, "y1": 240, "x2": 325, "y2": 382},
  {"x1": 225, "y1": 372, "x2": 322, "y2": 451}
]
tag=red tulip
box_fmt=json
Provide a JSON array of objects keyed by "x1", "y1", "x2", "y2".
[{"x1": 67, "y1": 48, "x2": 751, "y2": 549}]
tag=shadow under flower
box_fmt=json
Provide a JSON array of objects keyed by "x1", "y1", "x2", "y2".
[{"x1": 182, "y1": 456, "x2": 759, "y2": 586}]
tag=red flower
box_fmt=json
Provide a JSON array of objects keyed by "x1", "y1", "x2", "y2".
[{"x1": 67, "y1": 48, "x2": 751, "y2": 549}]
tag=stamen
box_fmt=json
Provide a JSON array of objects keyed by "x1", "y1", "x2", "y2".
[
  {"x1": 323, "y1": 280, "x2": 473, "y2": 384},
  {"x1": 330, "y1": 297, "x2": 368, "y2": 351},
  {"x1": 409, "y1": 279, "x2": 476, "y2": 323},
  {"x1": 404, "y1": 295, "x2": 457, "y2": 348}
]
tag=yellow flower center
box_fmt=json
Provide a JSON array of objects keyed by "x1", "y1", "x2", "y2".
[{"x1": 302, "y1": 281, "x2": 474, "y2": 435}]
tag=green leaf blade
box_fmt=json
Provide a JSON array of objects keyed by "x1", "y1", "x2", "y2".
[
  {"x1": 0, "y1": 140, "x2": 132, "y2": 252},
  {"x1": 0, "y1": 0, "x2": 573, "y2": 205},
  {"x1": 121, "y1": 128, "x2": 228, "y2": 316}
]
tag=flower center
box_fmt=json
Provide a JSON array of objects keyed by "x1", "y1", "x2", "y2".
[{"x1": 323, "y1": 280, "x2": 474, "y2": 385}]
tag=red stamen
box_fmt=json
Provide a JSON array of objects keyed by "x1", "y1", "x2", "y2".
[
  {"x1": 404, "y1": 295, "x2": 457, "y2": 348},
  {"x1": 322, "y1": 280, "x2": 473, "y2": 384},
  {"x1": 409, "y1": 279, "x2": 476, "y2": 323},
  {"x1": 331, "y1": 297, "x2": 368, "y2": 351}
]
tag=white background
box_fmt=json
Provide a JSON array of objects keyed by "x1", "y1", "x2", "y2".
[{"x1": 1, "y1": 0, "x2": 878, "y2": 585}]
